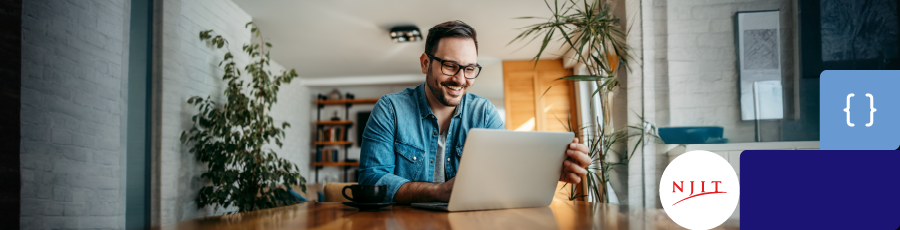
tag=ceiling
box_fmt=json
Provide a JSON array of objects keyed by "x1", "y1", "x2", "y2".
[{"x1": 231, "y1": 0, "x2": 565, "y2": 80}]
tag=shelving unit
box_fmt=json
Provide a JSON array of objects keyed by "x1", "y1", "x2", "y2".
[
  {"x1": 314, "y1": 141, "x2": 353, "y2": 146},
  {"x1": 315, "y1": 120, "x2": 353, "y2": 126},
  {"x1": 314, "y1": 98, "x2": 378, "y2": 182}
]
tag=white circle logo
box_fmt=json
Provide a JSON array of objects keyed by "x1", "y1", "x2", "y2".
[{"x1": 659, "y1": 150, "x2": 740, "y2": 230}]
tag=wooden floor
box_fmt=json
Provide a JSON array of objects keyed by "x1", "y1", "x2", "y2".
[{"x1": 153, "y1": 201, "x2": 740, "y2": 230}]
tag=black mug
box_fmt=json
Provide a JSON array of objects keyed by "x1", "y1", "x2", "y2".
[{"x1": 342, "y1": 184, "x2": 387, "y2": 203}]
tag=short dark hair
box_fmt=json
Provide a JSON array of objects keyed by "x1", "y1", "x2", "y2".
[{"x1": 424, "y1": 20, "x2": 478, "y2": 56}]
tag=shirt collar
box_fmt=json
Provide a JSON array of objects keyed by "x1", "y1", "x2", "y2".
[{"x1": 415, "y1": 83, "x2": 464, "y2": 119}]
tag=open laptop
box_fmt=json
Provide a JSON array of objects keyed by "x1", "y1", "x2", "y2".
[{"x1": 412, "y1": 128, "x2": 574, "y2": 211}]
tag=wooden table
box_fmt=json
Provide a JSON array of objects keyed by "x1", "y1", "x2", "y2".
[{"x1": 154, "y1": 201, "x2": 740, "y2": 230}]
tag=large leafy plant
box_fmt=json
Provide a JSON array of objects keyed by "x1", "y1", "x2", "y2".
[
  {"x1": 511, "y1": 0, "x2": 661, "y2": 203},
  {"x1": 181, "y1": 22, "x2": 304, "y2": 213}
]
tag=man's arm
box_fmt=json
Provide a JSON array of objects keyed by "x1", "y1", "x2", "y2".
[
  {"x1": 392, "y1": 178, "x2": 455, "y2": 204},
  {"x1": 358, "y1": 97, "x2": 412, "y2": 202}
]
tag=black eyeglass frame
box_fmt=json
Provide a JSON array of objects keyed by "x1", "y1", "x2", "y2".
[{"x1": 426, "y1": 53, "x2": 482, "y2": 79}]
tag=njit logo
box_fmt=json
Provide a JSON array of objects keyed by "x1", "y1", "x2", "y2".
[
  {"x1": 671, "y1": 180, "x2": 725, "y2": 206},
  {"x1": 660, "y1": 150, "x2": 740, "y2": 230}
]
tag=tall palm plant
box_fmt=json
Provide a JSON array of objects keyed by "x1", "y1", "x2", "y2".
[{"x1": 511, "y1": 0, "x2": 660, "y2": 203}]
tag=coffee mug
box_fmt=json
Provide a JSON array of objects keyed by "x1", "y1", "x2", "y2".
[{"x1": 342, "y1": 184, "x2": 387, "y2": 203}]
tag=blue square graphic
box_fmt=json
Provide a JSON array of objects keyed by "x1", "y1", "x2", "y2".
[{"x1": 820, "y1": 70, "x2": 900, "y2": 150}]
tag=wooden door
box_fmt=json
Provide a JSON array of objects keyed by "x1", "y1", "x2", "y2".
[{"x1": 503, "y1": 59, "x2": 577, "y2": 132}]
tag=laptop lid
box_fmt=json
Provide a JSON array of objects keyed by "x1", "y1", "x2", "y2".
[{"x1": 446, "y1": 129, "x2": 574, "y2": 211}]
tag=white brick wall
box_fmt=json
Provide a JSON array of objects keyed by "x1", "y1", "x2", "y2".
[
  {"x1": 662, "y1": 0, "x2": 794, "y2": 142},
  {"x1": 154, "y1": 0, "x2": 311, "y2": 224},
  {"x1": 624, "y1": 0, "x2": 645, "y2": 209},
  {"x1": 21, "y1": 0, "x2": 130, "y2": 229}
]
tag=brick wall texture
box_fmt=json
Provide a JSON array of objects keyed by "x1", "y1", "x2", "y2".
[
  {"x1": 19, "y1": 0, "x2": 312, "y2": 228},
  {"x1": 656, "y1": 0, "x2": 795, "y2": 142},
  {"x1": 20, "y1": 0, "x2": 130, "y2": 229}
]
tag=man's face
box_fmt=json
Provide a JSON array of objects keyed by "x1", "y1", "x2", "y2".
[{"x1": 421, "y1": 37, "x2": 477, "y2": 107}]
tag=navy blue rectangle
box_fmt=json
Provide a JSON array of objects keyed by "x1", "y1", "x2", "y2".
[{"x1": 742, "y1": 150, "x2": 900, "y2": 229}]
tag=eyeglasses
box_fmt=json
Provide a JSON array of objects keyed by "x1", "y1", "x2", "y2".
[{"x1": 426, "y1": 53, "x2": 482, "y2": 79}]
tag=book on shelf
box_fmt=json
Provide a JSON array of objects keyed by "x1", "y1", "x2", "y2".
[
  {"x1": 328, "y1": 149, "x2": 333, "y2": 162},
  {"x1": 316, "y1": 126, "x2": 347, "y2": 142},
  {"x1": 316, "y1": 148, "x2": 322, "y2": 162},
  {"x1": 316, "y1": 149, "x2": 355, "y2": 164},
  {"x1": 331, "y1": 128, "x2": 337, "y2": 142},
  {"x1": 318, "y1": 148, "x2": 340, "y2": 163},
  {"x1": 333, "y1": 149, "x2": 339, "y2": 162}
]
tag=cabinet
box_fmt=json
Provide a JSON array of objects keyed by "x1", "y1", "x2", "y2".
[
  {"x1": 502, "y1": 59, "x2": 577, "y2": 132},
  {"x1": 314, "y1": 98, "x2": 378, "y2": 182}
]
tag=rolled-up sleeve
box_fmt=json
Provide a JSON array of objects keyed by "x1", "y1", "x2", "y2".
[{"x1": 357, "y1": 96, "x2": 409, "y2": 202}]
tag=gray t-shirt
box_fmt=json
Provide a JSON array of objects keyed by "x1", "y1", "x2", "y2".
[{"x1": 434, "y1": 131, "x2": 447, "y2": 183}]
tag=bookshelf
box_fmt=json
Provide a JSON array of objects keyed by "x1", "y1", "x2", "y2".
[
  {"x1": 314, "y1": 141, "x2": 353, "y2": 145},
  {"x1": 314, "y1": 98, "x2": 378, "y2": 182},
  {"x1": 315, "y1": 120, "x2": 352, "y2": 126}
]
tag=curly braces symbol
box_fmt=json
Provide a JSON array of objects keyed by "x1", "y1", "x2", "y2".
[
  {"x1": 844, "y1": 94, "x2": 855, "y2": 127},
  {"x1": 843, "y1": 93, "x2": 876, "y2": 128},
  {"x1": 865, "y1": 93, "x2": 876, "y2": 127}
]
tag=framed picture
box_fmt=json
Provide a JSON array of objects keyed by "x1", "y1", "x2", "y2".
[{"x1": 736, "y1": 10, "x2": 784, "y2": 120}]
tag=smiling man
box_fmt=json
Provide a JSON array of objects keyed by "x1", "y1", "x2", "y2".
[{"x1": 358, "y1": 20, "x2": 591, "y2": 203}]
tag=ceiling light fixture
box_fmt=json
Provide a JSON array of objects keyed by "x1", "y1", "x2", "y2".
[{"x1": 390, "y1": 26, "x2": 422, "y2": 43}]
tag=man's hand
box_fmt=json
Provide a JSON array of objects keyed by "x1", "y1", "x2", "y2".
[
  {"x1": 435, "y1": 177, "x2": 455, "y2": 201},
  {"x1": 393, "y1": 177, "x2": 456, "y2": 204},
  {"x1": 559, "y1": 138, "x2": 591, "y2": 184}
]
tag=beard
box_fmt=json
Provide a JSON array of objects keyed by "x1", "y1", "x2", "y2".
[{"x1": 426, "y1": 66, "x2": 470, "y2": 107}]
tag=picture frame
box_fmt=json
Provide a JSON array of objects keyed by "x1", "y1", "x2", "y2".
[{"x1": 736, "y1": 10, "x2": 784, "y2": 120}]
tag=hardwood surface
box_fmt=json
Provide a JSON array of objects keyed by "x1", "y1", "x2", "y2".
[{"x1": 153, "y1": 201, "x2": 739, "y2": 230}]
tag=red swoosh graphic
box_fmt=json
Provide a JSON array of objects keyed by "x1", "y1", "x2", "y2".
[{"x1": 672, "y1": 191, "x2": 727, "y2": 206}]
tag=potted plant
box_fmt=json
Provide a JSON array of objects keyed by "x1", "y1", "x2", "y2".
[
  {"x1": 181, "y1": 22, "x2": 305, "y2": 213},
  {"x1": 510, "y1": 0, "x2": 661, "y2": 203}
]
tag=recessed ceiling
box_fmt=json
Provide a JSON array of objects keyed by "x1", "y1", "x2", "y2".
[{"x1": 231, "y1": 0, "x2": 565, "y2": 79}]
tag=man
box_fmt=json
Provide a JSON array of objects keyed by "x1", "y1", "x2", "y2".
[{"x1": 358, "y1": 20, "x2": 591, "y2": 203}]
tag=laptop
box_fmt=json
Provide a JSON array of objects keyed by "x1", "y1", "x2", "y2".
[{"x1": 412, "y1": 128, "x2": 575, "y2": 211}]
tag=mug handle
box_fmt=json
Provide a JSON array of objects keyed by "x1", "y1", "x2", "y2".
[{"x1": 342, "y1": 186, "x2": 354, "y2": 202}]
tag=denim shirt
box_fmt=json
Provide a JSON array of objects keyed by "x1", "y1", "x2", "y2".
[{"x1": 358, "y1": 84, "x2": 504, "y2": 202}]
